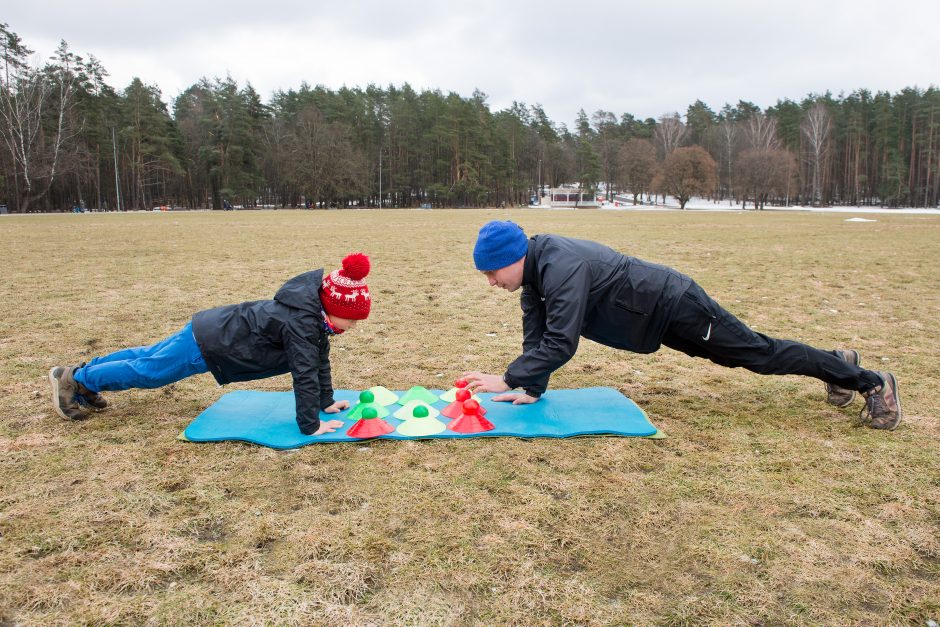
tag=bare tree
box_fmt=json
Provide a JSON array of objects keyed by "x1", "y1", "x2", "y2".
[
  {"x1": 654, "y1": 112, "x2": 688, "y2": 159},
  {"x1": 287, "y1": 104, "x2": 368, "y2": 206},
  {"x1": 46, "y1": 42, "x2": 82, "y2": 199},
  {"x1": 0, "y1": 34, "x2": 80, "y2": 212},
  {"x1": 618, "y1": 138, "x2": 657, "y2": 204},
  {"x1": 652, "y1": 145, "x2": 718, "y2": 209},
  {"x1": 737, "y1": 148, "x2": 798, "y2": 209},
  {"x1": 0, "y1": 25, "x2": 39, "y2": 212},
  {"x1": 742, "y1": 112, "x2": 780, "y2": 150},
  {"x1": 259, "y1": 115, "x2": 293, "y2": 206},
  {"x1": 716, "y1": 119, "x2": 738, "y2": 202},
  {"x1": 801, "y1": 102, "x2": 831, "y2": 206}
]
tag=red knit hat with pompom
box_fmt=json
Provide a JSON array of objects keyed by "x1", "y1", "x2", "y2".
[{"x1": 320, "y1": 253, "x2": 372, "y2": 320}]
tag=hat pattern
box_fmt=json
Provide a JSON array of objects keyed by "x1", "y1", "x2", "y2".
[{"x1": 320, "y1": 253, "x2": 371, "y2": 320}]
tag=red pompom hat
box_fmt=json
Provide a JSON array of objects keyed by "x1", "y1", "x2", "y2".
[{"x1": 320, "y1": 253, "x2": 372, "y2": 320}]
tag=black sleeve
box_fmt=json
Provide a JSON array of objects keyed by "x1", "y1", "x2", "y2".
[
  {"x1": 283, "y1": 310, "x2": 323, "y2": 435},
  {"x1": 514, "y1": 286, "x2": 550, "y2": 397},
  {"x1": 317, "y1": 338, "x2": 336, "y2": 409},
  {"x1": 503, "y1": 251, "x2": 591, "y2": 390}
]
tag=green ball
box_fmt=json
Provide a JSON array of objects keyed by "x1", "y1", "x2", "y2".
[
  {"x1": 359, "y1": 390, "x2": 375, "y2": 404},
  {"x1": 413, "y1": 405, "x2": 429, "y2": 418},
  {"x1": 363, "y1": 407, "x2": 378, "y2": 419}
]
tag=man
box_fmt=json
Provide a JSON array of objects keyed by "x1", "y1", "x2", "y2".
[{"x1": 462, "y1": 221, "x2": 901, "y2": 430}]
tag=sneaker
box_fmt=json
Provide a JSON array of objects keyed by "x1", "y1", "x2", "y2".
[
  {"x1": 860, "y1": 372, "x2": 902, "y2": 430},
  {"x1": 48, "y1": 366, "x2": 87, "y2": 420},
  {"x1": 825, "y1": 349, "x2": 861, "y2": 407},
  {"x1": 74, "y1": 364, "x2": 108, "y2": 410},
  {"x1": 77, "y1": 389, "x2": 108, "y2": 410}
]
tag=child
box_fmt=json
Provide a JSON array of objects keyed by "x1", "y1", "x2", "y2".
[{"x1": 48, "y1": 253, "x2": 372, "y2": 436}]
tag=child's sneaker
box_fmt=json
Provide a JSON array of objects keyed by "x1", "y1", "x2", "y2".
[
  {"x1": 77, "y1": 390, "x2": 109, "y2": 410},
  {"x1": 825, "y1": 349, "x2": 860, "y2": 407},
  {"x1": 48, "y1": 366, "x2": 87, "y2": 421},
  {"x1": 73, "y1": 363, "x2": 108, "y2": 409},
  {"x1": 860, "y1": 372, "x2": 902, "y2": 430}
]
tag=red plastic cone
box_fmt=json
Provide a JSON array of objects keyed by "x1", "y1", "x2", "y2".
[
  {"x1": 447, "y1": 400, "x2": 495, "y2": 434},
  {"x1": 440, "y1": 388, "x2": 487, "y2": 419},
  {"x1": 347, "y1": 407, "x2": 395, "y2": 439}
]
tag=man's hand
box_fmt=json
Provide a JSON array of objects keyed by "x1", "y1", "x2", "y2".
[
  {"x1": 491, "y1": 393, "x2": 540, "y2": 405},
  {"x1": 312, "y1": 419, "x2": 344, "y2": 435},
  {"x1": 323, "y1": 400, "x2": 350, "y2": 414},
  {"x1": 463, "y1": 371, "x2": 510, "y2": 394}
]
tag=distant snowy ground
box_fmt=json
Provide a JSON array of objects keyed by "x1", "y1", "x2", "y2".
[{"x1": 603, "y1": 195, "x2": 940, "y2": 215}]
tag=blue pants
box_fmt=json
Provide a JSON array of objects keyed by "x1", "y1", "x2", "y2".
[{"x1": 74, "y1": 322, "x2": 209, "y2": 393}]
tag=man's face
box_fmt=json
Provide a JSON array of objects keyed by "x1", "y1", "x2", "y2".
[{"x1": 482, "y1": 256, "x2": 525, "y2": 292}]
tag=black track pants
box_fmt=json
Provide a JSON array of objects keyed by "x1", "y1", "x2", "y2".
[{"x1": 661, "y1": 282, "x2": 883, "y2": 393}]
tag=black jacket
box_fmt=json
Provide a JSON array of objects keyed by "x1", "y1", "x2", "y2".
[
  {"x1": 503, "y1": 235, "x2": 692, "y2": 396},
  {"x1": 191, "y1": 270, "x2": 335, "y2": 434}
]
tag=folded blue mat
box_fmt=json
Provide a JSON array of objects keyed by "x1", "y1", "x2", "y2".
[{"x1": 182, "y1": 387, "x2": 658, "y2": 449}]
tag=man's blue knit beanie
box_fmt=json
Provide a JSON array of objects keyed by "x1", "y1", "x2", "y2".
[{"x1": 473, "y1": 221, "x2": 528, "y2": 271}]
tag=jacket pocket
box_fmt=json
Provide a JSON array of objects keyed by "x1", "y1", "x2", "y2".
[
  {"x1": 682, "y1": 285, "x2": 718, "y2": 321},
  {"x1": 611, "y1": 280, "x2": 654, "y2": 316},
  {"x1": 613, "y1": 301, "x2": 649, "y2": 316}
]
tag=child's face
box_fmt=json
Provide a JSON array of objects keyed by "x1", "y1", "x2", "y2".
[{"x1": 327, "y1": 314, "x2": 359, "y2": 332}]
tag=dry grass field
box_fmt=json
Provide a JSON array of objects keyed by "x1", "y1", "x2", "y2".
[{"x1": 0, "y1": 208, "x2": 938, "y2": 625}]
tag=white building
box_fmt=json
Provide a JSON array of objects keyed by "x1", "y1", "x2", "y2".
[{"x1": 546, "y1": 187, "x2": 599, "y2": 208}]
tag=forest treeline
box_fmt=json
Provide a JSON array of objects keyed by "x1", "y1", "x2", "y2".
[{"x1": 2, "y1": 23, "x2": 938, "y2": 212}]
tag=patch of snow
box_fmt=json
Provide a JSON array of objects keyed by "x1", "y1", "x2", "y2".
[{"x1": 602, "y1": 195, "x2": 940, "y2": 215}]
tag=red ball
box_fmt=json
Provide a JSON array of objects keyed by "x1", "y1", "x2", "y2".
[
  {"x1": 341, "y1": 253, "x2": 370, "y2": 280},
  {"x1": 455, "y1": 379, "x2": 468, "y2": 388},
  {"x1": 455, "y1": 388, "x2": 470, "y2": 401},
  {"x1": 462, "y1": 400, "x2": 480, "y2": 414}
]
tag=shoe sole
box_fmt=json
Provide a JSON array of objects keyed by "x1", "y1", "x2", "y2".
[
  {"x1": 830, "y1": 350, "x2": 861, "y2": 408},
  {"x1": 882, "y1": 372, "x2": 903, "y2": 431},
  {"x1": 48, "y1": 367, "x2": 85, "y2": 421},
  {"x1": 48, "y1": 367, "x2": 71, "y2": 421}
]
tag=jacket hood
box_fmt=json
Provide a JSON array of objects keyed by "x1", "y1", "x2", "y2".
[{"x1": 273, "y1": 270, "x2": 324, "y2": 313}]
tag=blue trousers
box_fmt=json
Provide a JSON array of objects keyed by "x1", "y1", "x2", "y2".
[{"x1": 74, "y1": 322, "x2": 209, "y2": 393}]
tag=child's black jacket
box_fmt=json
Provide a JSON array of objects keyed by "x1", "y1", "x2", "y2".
[{"x1": 192, "y1": 270, "x2": 334, "y2": 434}]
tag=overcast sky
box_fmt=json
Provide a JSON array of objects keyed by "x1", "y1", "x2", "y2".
[{"x1": 6, "y1": 0, "x2": 939, "y2": 127}]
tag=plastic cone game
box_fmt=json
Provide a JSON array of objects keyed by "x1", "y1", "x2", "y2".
[
  {"x1": 397, "y1": 386, "x2": 439, "y2": 406},
  {"x1": 347, "y1": 390, "x2": 390, "y2": 419},
  {"x1": 447, "y1": 399, "x2": 495, "y2": 434},
  {"x1": 366, "y1": 385, "x2": 399, "y2": 406},
  {"x1": 439, "y1": 379, "x2": 480, "y2": 403},
  {"x1": 393, "y1": 400, "x2": 440, "y2": 421},
  {"x1": 441, "y1": 388, "x2": 487, "y2": 419},
  {"x1": 347, "y1": 406, "x2": 395, "y2": 438},
  {"x1": 396, "y1": 404, "x2": 447, "y2": 437}
]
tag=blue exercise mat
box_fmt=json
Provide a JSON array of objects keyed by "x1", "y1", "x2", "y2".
[{"x1": 181, "y1": 387, "x2": 658, "y2": 449}]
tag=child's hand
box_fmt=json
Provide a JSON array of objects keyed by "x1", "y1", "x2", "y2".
[
  {"x1": 312, "y1": 419, "x2": 344, "y2": 435},
  {"x1": 323, "y1": 400, "x2": 350, "y2": 414}
]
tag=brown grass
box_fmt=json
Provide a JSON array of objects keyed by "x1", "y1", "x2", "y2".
[{"x1": 0, "y1": 208, "x2": 938, "y2": 625}]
